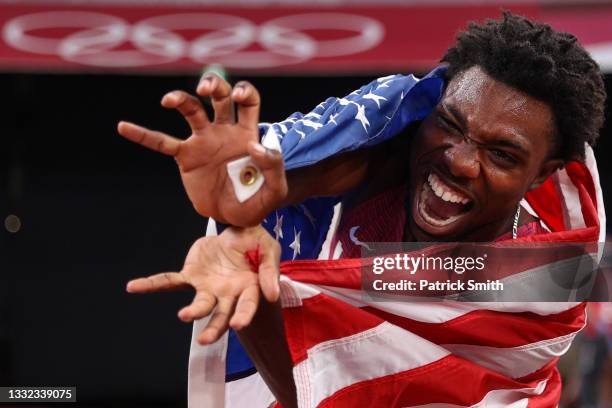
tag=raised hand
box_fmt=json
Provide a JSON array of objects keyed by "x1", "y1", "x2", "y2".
[
  {"x1": 117, "y1": 73, "x2": 288, "y2": 227},
  {"x1": 126, "y1": 225, "x2": 281, "y2": 345}
]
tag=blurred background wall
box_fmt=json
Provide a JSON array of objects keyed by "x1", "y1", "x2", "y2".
[{"x1": 0, "y1": 1, "x2": 610, "y2": 407}]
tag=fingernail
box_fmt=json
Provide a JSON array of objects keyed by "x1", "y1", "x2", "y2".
[
  {"x1": 163, "y1": 92, "x2": 177, "y2": 104},
  {"x1": 252, "y1": 143, "x2": 266, "y2": 155},
  {"x1": 197, "y1": 77, "x2": 212, "y2": 92},
  {"x1": 232, "y1": 87, "x2": 244, "y2": 98},
  {"x1": 201, "y1": 329, "x2": 215, "y2": 343}
]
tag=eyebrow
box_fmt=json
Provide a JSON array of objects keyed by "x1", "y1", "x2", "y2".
[
  {"x1": 441, "y1": 102, "x2": 530, "y2": 156},
  {"x1": 442, "y1": 102, "x2": 467, "y2": 130}
]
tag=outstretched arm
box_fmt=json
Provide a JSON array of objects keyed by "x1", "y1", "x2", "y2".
[
  {"x1": 127, "y1": 225, "x2": 297, "y2": 407},
  {"x1": 236, "y1": 293, "x2": 297, "y2": 408}
]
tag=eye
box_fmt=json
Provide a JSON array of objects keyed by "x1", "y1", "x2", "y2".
[
  {"x1": 435, "y1": 111, "x2": 462, "y2": 134},
  {"x1": 489, "y1": 149, "x2": 517, "y2": 164}
]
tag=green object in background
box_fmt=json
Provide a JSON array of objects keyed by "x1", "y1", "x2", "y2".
[{"x1": 202, "y1": 63, "x2": 228, "y2": 80}]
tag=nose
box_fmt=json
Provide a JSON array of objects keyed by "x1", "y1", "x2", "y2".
[{"x1": 443, "y1": 142, "x2": 480, "y2": 179}]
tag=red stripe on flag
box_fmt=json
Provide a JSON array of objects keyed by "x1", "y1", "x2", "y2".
[
  {"x1": 565, "y1": 161, "x2": 600, "y2": 228},
  {"x1": 565, "y1": 162, "x2": 598, "y2": 212},
  {"x1": 316, "y1": 354, "x2": 553, "y2": 407},
  {"x1": 363, "y1": 303, "x2": 585, "y2": 348},
  {"x1": 284, "y1": 292, "x2": 584, "y2": 365},
  {"x1": 511, "y1": 226, "x2": 599, "y2": 243},
  {"x1": 283, "y1": 293, "x2": 383, "y2": 364},
  {"x1": 526, "y1": 366, "x2": 562, "y2": 408},
  {"x1": 281, "y1": 259, "x2": 362, "y2": 290},
  {"x1": 526, "y1": 176, "x2": 565, "y2": 232}
]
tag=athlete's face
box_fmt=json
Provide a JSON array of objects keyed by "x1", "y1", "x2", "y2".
[{"x1": 407, "y1": 65, "x2": 562, "y2": 241}]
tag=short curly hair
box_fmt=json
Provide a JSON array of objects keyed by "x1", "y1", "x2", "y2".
[{"x1": 441, "y1": 11, "x2": 606, "y2": 162}]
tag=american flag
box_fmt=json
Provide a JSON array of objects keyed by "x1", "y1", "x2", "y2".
[{"x1": 187, "y1": 67, "x2": 606, "y2": 407}]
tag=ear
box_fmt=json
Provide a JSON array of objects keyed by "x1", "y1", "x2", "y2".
[{"x1": 528, "y1": 159, "x2": 564, "y2": 191}]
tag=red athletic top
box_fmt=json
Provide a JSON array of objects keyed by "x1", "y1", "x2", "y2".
[{"x1": 333, "y1": 185, "x2": 547, "y2": 259}]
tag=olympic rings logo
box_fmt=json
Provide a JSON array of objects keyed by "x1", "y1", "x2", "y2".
[{"x1": 2, "y1": 11, "x2": 385, "y2": 68}]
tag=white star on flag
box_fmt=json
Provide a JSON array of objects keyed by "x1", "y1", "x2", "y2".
[
  {"x1": 377, "y1": 74, "x2": 396, "y2": 82},
  {"x1": 301, "y1": 119, "x2": 323, "y2": 130},
  {"x1": 354, "y1": 104, "x2": 370, "y2": 131},
  {"x1": 338, "y1": 99, "x2": 370, "y2": 131},
  {"x1": 273, "y1": 212, "x2": 283, "y2": 241},
  {"x1": 363, "y1": 91, "x2": 387, "y2": 108},
  {"x1": 329, "y1": 113, "x2": 338, "y2": 125},
  {"x1": 376, "y1": 75, "x2": 398, "y2": 89},
  {"x1": 305, "y1": 112, "x2": 322, "y2": 120},
  {"x1": 289, "y1": 227, "x2": 301, "y2": 260}
]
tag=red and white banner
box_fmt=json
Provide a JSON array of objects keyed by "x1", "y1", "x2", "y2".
[{"x1": 1, "y1": 2, "x2": 610, "y2": 74}]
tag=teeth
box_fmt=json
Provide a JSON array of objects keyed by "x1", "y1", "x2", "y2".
[
  {"x1": 419, "y1": 182, "x2": 463, "y2": 226},
  {"x1": 427, "y1": 173, "x2": 471, "y2": 205}
]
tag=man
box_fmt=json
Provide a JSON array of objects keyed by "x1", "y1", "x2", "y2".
[{"x1": 119, "y1": 12, "x2": 606, "y2": 407}]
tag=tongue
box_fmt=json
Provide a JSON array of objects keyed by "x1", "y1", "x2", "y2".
[{"x1": 425, "y1": 193, "x2": 467, "y2": 219}]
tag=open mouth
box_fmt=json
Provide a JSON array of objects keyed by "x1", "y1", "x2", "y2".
[{"x1": 418, "y1": 173, "x2": 473, "y2": 227}]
